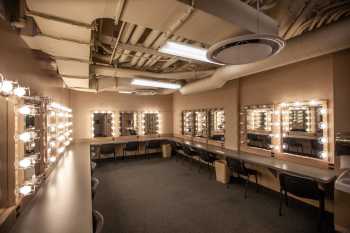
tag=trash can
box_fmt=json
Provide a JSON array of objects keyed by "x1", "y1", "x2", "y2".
[
  {"x1": 162, "y1": 144, "x2": 172, "y2": 158},
  {"x1": 215, "y1": 160, "x2": 230, "y2": 184}
]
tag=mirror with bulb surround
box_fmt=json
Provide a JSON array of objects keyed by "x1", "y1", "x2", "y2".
[
  {"x1": 119, "y1": 112, "x2": 138, "y2": 136},
  {"x1": 209, "y1": 109, "x2": 225, "y2": 142},
  {"x1": 280, "y1": 100, "x2": 328, "y2": 160},
  {"x1": 92, "y1": 111, "x2": 115, "y2": 137},
  {"x1": 141, "y1": 112, "x2": 159, "y2": 135},
  {"x1": 182, "y1": 110, "x2": 195, "y2": 137},
  {"x1": 194, "y1": 109, "x2": 209, "y2": 138},
  {"x1": 240, "y1": 105, "x2": 273, "y2": 150}
]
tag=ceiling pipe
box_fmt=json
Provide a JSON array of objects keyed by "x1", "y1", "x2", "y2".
[
  {"x1": 180, "y1": 17, "x2": 350, "y2": 95},
  {"x1": 94, "y1": 65, "x2": 214, "y2": 80}
]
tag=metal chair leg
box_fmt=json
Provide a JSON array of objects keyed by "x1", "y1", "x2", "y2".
[
  {"x1": 279, "y1": 189, "x2": 283, "y2": 216},
  {"x1": 244, "y1": 176, "x2": 249, "y2": 199}
]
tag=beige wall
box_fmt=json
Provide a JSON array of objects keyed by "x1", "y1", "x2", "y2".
[
  {"x1": 333, "y1": 49, "x2": 350, "y2": 133},
  {"x1": 173, "y1": 80, "x2": 239, "y2": 150},
  {"x1": 70, "y1": 91, "x2": 173, "y2": 140},
  {"x1": 0, "y1": 20, "x2": 70, "y2": 105}
]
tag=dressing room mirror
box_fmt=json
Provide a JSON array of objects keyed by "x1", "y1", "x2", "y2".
[
  {"x1": 143, "y1": 112, "x2": 159, "y2": 135},
  {"x1": 281, "y1": 101, "x2": 328, "y2": 160},
  {"x1": 209, "y1": 109, "x2": 225, "y2": 142},
  {"x1": 182, "y1": 110, "x2": 194, "y2": 136},
  {"x1": 120, "y1": 112, "x2": 138, "y2": 136},
  {"x1": 242, "y1": 105, "x2": 273, "y2": 150},
  {"x1": 194, "y1": 110, "x2": 209, "y2": 138},
  {"x1": 93, "y1": 112, "x2": 114, "y2": 137}
]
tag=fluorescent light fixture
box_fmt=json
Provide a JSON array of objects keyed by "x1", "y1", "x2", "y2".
[
  {"x1": 131, "y1": 79, "x2": 181, "y2": 90},
  {"x1": 159, "y1": 41, "x2": 221, "y2": 65},
  {"x1": 118, "y1": 90, "x2": 134, "y2": 94}
]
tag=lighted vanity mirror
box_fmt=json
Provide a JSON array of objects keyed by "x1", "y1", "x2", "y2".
[
  {"x1": 142, "y1": 112, "x2": 159, "y2": 135},
  {"x1": 241, "y1": 105, "x2": 273, "y2": 150},
  {"x1": 120, "y1": 112, "x2": 138, "y2": 136},
  {"x1": 182, "y1": 110, "x2": 194, "y2": 136},
  {"x1": 209, "y1": 109, "x2": 225, "y2": 141},
  {"x1": 194, "y1": 110, "x2": 209, "y2": 138},
  {"x1": 280, "y1": 101, "x2": 328, "y2": 160},
  {"x1": 92, "y1": 112, "x2": 114, "y2": 137}
]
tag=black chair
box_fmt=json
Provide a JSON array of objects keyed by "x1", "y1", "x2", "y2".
[
  {"x1": 123, "y1": 141, "x2": 139, "y2": 159},
  {"x1": 182, "y1": 145, "x2": 200, "y2": 168},
  {"x1": 279, "y1": 173, "x2": 325, "y2": 231},
  {"x1": 145, "y1": 140, "x2": 162, "y2": 159},
  {"x1": 226, "y1": 157, "x2": 259, "y2": 199},
  {"x1": 91, "y1": 161, "x2": 97, "y2": 175},
  {"x1": 92, "y1": 210, "x2": 104, "y2": 233},
  {"x1": 91, "y1": 177, "x2": 100, "y2": 200},
  {"x1": 198, "y1": 149, "x2": 217, "y2": 178},
  {"x1": 172, "y1": 142, "x2": 186, "y2": 162},
  {"x1": 100, "y1": 143, "x2": 116, "y2": 159}
]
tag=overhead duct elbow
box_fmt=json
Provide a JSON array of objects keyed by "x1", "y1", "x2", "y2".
[{"x1": 180, "y1": 18, "x2": 350, "y2": 95}]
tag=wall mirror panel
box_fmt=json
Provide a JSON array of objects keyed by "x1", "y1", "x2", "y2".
[
  {"x1": 280, "y1": 101, "x2": 328, "y2": 160},
  {"x1": 241, "y1": 105, "x2": 273, "y2": 150},
  {"x1": 120, "y1": 112, "x2": 138, "y2": 136},
  {"x1": 92, "y1": 112, "x2": 114, "y2": 137},
  {"x1": 142, "y1": 112, "x2": 159, "y2": 135},
  {"x1": 209, "y1": 109, "x2": 225, "y2": 141},
  {"x1": 194, "y1": 110, "x2": 209, "y2": 138},
  {"x1": 182, "y1": 110, "x2": 194, "y2": 136}
]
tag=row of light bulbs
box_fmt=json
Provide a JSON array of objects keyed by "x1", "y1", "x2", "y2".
[
  {"x1": 241, "y1": 100, "x2": 329, "y2": 160},
  {"x1": 0, "y1": 73, "x2": 29, "y2": 97}
]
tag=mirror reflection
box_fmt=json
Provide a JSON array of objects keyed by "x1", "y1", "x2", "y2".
[
  {"x1": 93, "y1": 113, "x2": 114, "y2": 137},
  {"x1": 194, "y1": 110, "x2": 208, "y2": 138},
  {"x1": 244, "y1": 106, "x2": 273, "y2": 150},
  {"x1": 281, "y1": 101, "x2": 327, "y2": 160},
  {"x1": 182, "y1": 110, "x2": 194, "y2": 136},
  {"x1": 143, "y1": 113, "x2": 159, "y2": 135},
  {"x1": 210, "y1": 109, "x2": 225, "y2": 141},
  {"x1": 120, "y1": 112, "x2": 138, "y2": 136}
]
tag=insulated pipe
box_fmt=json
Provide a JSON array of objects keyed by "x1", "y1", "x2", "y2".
[{"x1": 180, "y1": 18, "x2": 350, "y2": 95}]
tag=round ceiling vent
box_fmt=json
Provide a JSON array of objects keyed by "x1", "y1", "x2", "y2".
[{"x1": 207, "y1": 34, "x2": 285, "y2": 65}]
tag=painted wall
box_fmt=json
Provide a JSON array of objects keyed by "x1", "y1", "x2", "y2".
[
  {"x1": 333, "y1": 49, "x2": 350, "y2": 134},
  {"x1": 173, "y1": 80, "x2": 239, "y2": 150},
  {"x1": 70, "y1": 91, "x2": 173, "y2": 140},
  {"x1": 0, "y1": 20, "x2": 69, "y2": 105}
]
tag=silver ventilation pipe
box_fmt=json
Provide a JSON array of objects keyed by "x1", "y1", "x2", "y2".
[{"x1": 180, "y1": 18, "x2": 350, "y2": 95}]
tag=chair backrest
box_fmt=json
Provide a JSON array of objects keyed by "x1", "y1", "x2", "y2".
[
  {"x1": 183, "y1": 145, "x2": 196, "y2": 156},
  {"x1": 226, "y1": 157, "x2": 245, "y2": 174},
  {"x1": 92, "y1": 210, "x2": 104, "y2": 233},
  {"x1": 279, "y1": 173, "x2": 322, "y2": 200},
  {"x1": 146, "y1": 140, "x2": 161, "y2": 149},
  {"x1": 125, "y1": 141, "x2": 138, "y2": 151},
  {"x1": 198, "y1": 149, "x2": 211, "y2": 162},
  {"x1": 100, "y1": 144, "x2": 115, "y2": 154}
]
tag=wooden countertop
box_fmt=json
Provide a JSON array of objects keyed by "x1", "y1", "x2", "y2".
[
  {"x1": 92, "y1": 136, "x2": 337, "y2": 184},
  {"x1": 10, "y1": 143, "x2": 92, "y2": 233}
]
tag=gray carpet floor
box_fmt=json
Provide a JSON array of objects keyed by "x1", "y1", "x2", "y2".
[{"x1": 93, "y1": 156, "x2": 333, "y2": 233}]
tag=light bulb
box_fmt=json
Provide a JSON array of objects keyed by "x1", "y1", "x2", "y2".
[
  {"x1": 18, "y1": 105, "x2": 31, "y2": 115},
  {"x1": 19, "y1": 158, "x2": 32, "y2": 169},
  {"x1": 13, "y1": 86, "x2": 26, "y2": 97},
  {"x1": 57, "y1": 147, "x2": 65, "y2": 154},
  {"x1": 320, "y1": 151, "x2": 328, "y2": 159},
  {"x1": 19, "y1": 132, "x2": 35, "y2": 142},
  {"x1": 319, "y1": 137, "x2": 328, "y2": 144},
  {"x1": 48, "y1": 156, "x2": 56, "y2": 163},
  {"x1": 19, "y1": 185, "x2": 33, "y2": 196},
  {"x1": 320, "y1": 122, "x2": 327, "y2": 129},
  {"x1": 1, "y1": 80, "x2": 13, "y2": 95}
]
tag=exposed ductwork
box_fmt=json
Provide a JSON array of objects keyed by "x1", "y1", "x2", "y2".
[
  {"x1": 180, "y1": 17, "x2": 350, "y2": 95},
  {"x1": 94, "y1": 65, "x2": 214, "y2": 80}
]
